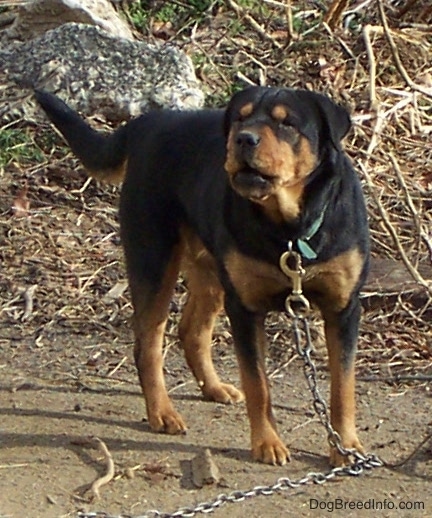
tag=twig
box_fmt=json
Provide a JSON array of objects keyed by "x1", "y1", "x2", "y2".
[
  {"x1": 0, "y1": 1, "x2": 29, "y2": 5},
  {"x1": 236, "y1": 71, "x2": 257, "y2": 86},
  {"x1": 322, "y1": 21, "x2": 356, "y2": 59},
  {"x1": 237, "y1": 50, "x2": 267, "y2": 73},
  {"x1": 389, "y1": 152, "x2": 432, "y2": 259},
  {"x1": 396, "y1": 0, "x2": 420, "y2": 19},
  {"x1": 106, "y1": 355, "x2": 127, "y2": 377},
  {"x1": 189, "y1": 25, "x2": 233, "y2": 89},
  {"x1": 359, "y1": 162, "x2": 432, "y2": 298},
  {"x1": 269, "y1": 353, "x2": 298, "y2": 379},
  {"x1": 226, "y1": 0, "x2": 282, "y2": 49},
  {"x1": 397, "y1": 293, "x2": 432, "y2": 325},
  {"x1": 22, "y1": 285, "x2": 37, "y2": 321},
  {"x1": 387, "y1": 432, "x2": 432, "y2": 468},
  {"x1": 75, "y1": 176, "x2": 92, "y2": 194},
  {"x1": 362, "y1": 25, "x2": 378, "y2": 110},
  {"x1": 79, "y1": 261, "x2": 119, "y2": 294},
  {"x1": 345, "y1": 0, "x2": 375, "y2": 17},
  {"x1": 285, "y1": 0, "x2": 295, "y2": 41},
  {"x1": 262, "y1": 0, "x2": 286, "y2": 6},
  {"x1": 377, "y1": 0, "x2": 432, "y2": 99},
  {"x1": 323, "y1": 0, "x2": 350, "y2": 30},
  {"x1": 89, "y1": 437, "x2": 115, "y2": 500},
  {"x1": 365, "y1": 109, "x2": 385, "y2": 158}
]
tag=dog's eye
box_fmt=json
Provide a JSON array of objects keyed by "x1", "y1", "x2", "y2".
[
  {"x1": 279, "y1": 119, "x2": 294, "y2": 129},
  {"x1": 278, "y1": 120, "x2": 299, "y2": 136},
  {"x1": 277, "y1": 121, "x2": 300, "y2": 143},
  {"x1": 237, "y1": 112, "x2": 251, "y2": 123}
]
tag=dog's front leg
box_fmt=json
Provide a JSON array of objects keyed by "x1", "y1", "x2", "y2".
[
  {"x1": 324, "y1": 301, "x2": 365, "y2": 466},
  {"x1": 225, "y1": 296, "x2": 290, "y2": 465}
]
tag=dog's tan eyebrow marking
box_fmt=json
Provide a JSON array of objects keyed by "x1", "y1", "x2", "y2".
[
  {"x1": 271, "y1": 105, "x2": 289, "y2": 121},
  {"x1": 239, "y1": 102, "x2": 254, "y2": 118}
]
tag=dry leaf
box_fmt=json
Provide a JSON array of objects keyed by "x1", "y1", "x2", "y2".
[
  {"x1": 12, "y1": 185, "x2": 30, "y2": 218},
  {"x1": 151, "y1": 21, "x2": 174, "y2": 40},
  {"x1": 318, "y1": 56, "x2": 346, "y2": 90},
  {"x1": 102, "y1": 280, "x2": 128, "y2": 303}
]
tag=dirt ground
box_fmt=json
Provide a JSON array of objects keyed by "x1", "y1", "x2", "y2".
[{"x1": 1, "y1": 311, "x2": 431, "y2": 518}]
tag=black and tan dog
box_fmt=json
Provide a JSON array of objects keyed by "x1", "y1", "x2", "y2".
[{"x1": 35, "y1": 87, "x2": 369, "y2": 467}]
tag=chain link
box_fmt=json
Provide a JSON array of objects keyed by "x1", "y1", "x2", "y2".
[{"x1": 78, "y1": 314, "x2": 383, "y2": 518}]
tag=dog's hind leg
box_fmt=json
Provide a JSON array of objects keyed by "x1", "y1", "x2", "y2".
[
  {"x1": 179, "y1": 253, "x2": 244, "y2": 404},
  {"x1": 131, "y1": 257, "x2": 186, "y2": 434},
  {"x1": 130, "y1": 248, "x2": 186, "y2": 434},
  {"x1": 121, "y1": 191, "x2": 186, "y2": 434}
]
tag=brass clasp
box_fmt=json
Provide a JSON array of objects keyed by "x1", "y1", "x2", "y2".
[{"x1": 279, "y1": 244, "x2": 311, "y2": 318}]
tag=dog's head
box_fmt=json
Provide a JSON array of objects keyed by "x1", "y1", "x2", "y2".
[{"x1": 224, "y1": 87, "x2": 351, "y2": 221}]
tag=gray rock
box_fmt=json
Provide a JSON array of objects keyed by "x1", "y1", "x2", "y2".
[
  {"x1": 1, "y1": 23, "x2": 204, "y2": 122},
  {"x1": 5, "y1": 0, "x2": 134, "y2": 41}
]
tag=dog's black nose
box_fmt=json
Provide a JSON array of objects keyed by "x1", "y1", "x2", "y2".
[{"x1": 236, "y1": 131, "x2": 260, "y2": 148}]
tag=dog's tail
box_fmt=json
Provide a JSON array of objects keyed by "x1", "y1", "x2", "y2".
[{"x1": 35, "y1": 90, "x2": 128, "y2": 183}]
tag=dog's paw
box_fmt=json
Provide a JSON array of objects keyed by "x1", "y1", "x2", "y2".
[
  {"x1": 148, "y1": 408, "x2": 187, "y2": 435},
  {"x1": 202, "y1": 382, "x2": 245, "y2": 404},
  {"x1": 252, "y1": 432, "x2": 290, "y2": 466},
  {"x1": 330, "y1": 435, "x2": 364, "y2": 467}
]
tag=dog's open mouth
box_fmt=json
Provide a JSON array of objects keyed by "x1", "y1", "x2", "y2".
[{"x1": 232, "y1": 169, "x2": 273, "y2": 193}]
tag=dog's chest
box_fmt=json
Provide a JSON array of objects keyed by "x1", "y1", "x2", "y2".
[{"x1": 224, "y1": 248, "x2": 364, "y2": 313}]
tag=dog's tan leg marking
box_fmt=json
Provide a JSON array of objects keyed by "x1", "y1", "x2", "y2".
[
  {"x1": 325, "y1": 319, "x2": 364, "y2": 466},
  {"x1": 132, "y1": 245, "x2": 186, "y2": 434}
]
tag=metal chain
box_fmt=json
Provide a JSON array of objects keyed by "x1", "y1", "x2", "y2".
[
  {"x1": 291, "y1": 315, "x2": 383, "y2": 469},
  {"x1": 78, "y1": 314, "x2": 383, "y2": 518}
]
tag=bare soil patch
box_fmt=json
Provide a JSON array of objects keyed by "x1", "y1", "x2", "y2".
[{"x1": 1, "y1": 329, "x2": 431, "y2": 517}]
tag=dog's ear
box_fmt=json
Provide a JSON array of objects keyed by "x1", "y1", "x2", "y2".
[
  {"x1": 311, "y1": 93, "x2": 351, "y2": 149},
  {"x1": 223, "y1": 100, "x2": 235, "y2": 137}
]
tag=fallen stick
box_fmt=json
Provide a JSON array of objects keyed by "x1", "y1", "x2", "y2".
[
  {"x1": 22, "y1": 285, "x2": 37, "y2": 321},
  {"x1": 89, "y1": 437, "x2": 115, "y2": 500},
  {"x1": 362, "y1": 25, "x2": 378, "y2": 110},
  {"x1": 226, "y1": 0, "x2": 282, "y2": 49},
  {"x1": 377, "y1": 0, "x2": 432, "y2": 99}
]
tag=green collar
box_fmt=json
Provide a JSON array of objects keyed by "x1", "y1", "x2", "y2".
[{"x1": 293, "y1": 203, "x2": 328, "y2": 260}]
